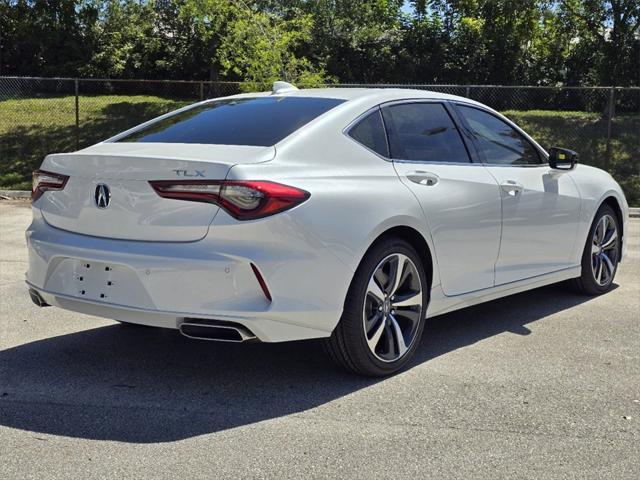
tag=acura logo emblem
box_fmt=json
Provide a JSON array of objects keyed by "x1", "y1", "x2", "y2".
[{"x1": 95, "y1": 184, "x2": 110, "y2": 209}]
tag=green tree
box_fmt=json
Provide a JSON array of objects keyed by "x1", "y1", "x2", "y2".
[
  {"x1": 394, "y1": 7, "x2": 447, "y2": 84},
  {"x1": 0, "y1": 0, "x2": 638, "y2": 86},
  {"x1": 292, "y1": 0, "x2": 404, "y2": 83},
  {"x1": 561, "y1": 0, "x2": 640, "y2": 86},
  {"x1": 176, "y1": 0, "x2": 331, "y2": 86},
  {"x1": 82, "y1": 0, "x2": 156, "y2": 78},
  {"x1": 0, "y1": 0, "x2": 99, "y2": 77}
]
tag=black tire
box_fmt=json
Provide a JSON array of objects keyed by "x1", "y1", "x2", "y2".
[
  {"x1": 571, "y1": 204, "x2": 621, "y2": 295},
  {"x1": 323, "y1": 237, "x2": 429, "y2": 376}
]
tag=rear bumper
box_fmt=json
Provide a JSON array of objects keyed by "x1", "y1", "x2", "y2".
[
  {"x1": 26, "y1": 209, "x2": 354, "y2": 342},
  {"x1": 27, "y1": 283, "x2": 326, "y2": 342}
]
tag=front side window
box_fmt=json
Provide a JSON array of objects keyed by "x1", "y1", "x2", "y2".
[
  {"x1": 348, "y1": 109, "x2": 389, "y2": 157},
  {"x1": 381, "y1": 102, "x2": 471, "y2": 163},
  {"x1": 116, "y1": 96, "x2": 345, "y2": 146},
  {"x1": 458, "y1": 105, "x2": 541, "y2": 165}
]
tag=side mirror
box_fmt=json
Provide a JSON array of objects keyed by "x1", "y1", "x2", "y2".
[{"x1": 548, "y1": 147, "x2": 578, "y2": 170}]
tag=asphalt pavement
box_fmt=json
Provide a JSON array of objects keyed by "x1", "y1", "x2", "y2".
[{"x1": 1, "y1": 200, "x2": 638, "y2": 479}]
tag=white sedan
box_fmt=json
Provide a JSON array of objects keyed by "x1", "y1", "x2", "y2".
[{"x1": 26, "y1": 83, "x2": 629, "y2": 376}]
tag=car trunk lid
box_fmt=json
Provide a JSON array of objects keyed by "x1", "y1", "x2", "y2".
[{"x1": 38, "y1": 143, "x2": 275, "y2": 242}]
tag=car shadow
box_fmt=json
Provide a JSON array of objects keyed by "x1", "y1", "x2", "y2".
[{"x1": 0, "y1": 284, "x2": 607, "y2": 443}]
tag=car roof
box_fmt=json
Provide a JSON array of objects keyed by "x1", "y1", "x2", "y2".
[{"x1": 228, "y1": 87, "x2": 483, "y2": 106}]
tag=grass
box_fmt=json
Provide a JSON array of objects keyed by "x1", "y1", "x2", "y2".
[
  {"x1": 1, "y1": 96, "x2": 638, "y2": 204},
  {"x1": 0, "y1": 95, "x2": 189, "y2": 189}
]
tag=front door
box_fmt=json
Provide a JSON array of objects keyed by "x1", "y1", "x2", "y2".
[
  {"x1": 455, "y1": 104, "x2": 581, "y2": 285},
  {"x1": 381, "y1": 101, "x2": 502, "y2": 296}
]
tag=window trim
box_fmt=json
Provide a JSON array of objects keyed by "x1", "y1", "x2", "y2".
[{"x1": 451, "y1": 101, "x2": 549, "y2": 167}]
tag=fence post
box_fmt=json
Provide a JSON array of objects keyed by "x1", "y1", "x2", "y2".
[
  {"x1": 74, "y1": 78, "x2": 80, "y2": 150},
  {"x1": 199, "y1": 81, "x2": 204, "y2": 101},
  {"x1": 465, "y1": 86, "x2": 470, "y2": 98},
  {"x1": 604, "y1": 86, "x2": 615, "y2": 171}
]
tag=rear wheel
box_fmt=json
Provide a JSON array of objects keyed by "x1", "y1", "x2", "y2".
[
  {"x1": 324, "y1": 238, "x2": 428, "y2": 376},
  {"x1": 571, "y1": 205, "x2": 620, "y2": 295}
]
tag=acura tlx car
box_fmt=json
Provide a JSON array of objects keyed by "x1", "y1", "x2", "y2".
[{"x1": 26, "y1": 82, "x2": 629, "y2": 376}]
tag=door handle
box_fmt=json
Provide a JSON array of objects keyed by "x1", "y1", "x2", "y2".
[
  {"x1": 500, "y1": 180, "x2": 524, "y2": 197},
  {"x1": 407, "y1": 171, "x2": 439, "y2": 186}
]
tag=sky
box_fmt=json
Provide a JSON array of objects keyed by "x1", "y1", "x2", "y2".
[{"x1": 402, "y1": 1, "x2": 415, "y2": 14}]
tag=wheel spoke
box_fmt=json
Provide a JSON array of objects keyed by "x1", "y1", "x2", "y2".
[
  {"x1": 596, "y1": 258, "x2": 604, "y2": 283},
  {"x1": 388, "y1": 254, "x2": 408, "y2": 296},
  {"x1": 596, "y1": 217, "x2": 606, "y2": 244},
  {"x1": 392, "y1": 291, "x2": 422, "y2": 308},
  {"x1": 367, "y1": 277, "x2": 385, "y2": 303},
  {"x1": 384, "y1": 323, "x2": 394, "y2": 355},
  {"x1": 601, "y1": 253, "x2": 615, "y2": 279},
  {"x1": 591, "y1": 243, "x2": 600, "y2": 255},
  {"x1": 389, "y1": 315, "x2": 408, "y2": 357},
  {"x1": 602, "y1": 216, "x2": 609, "y2": 241},
  {"x1": 367, "y1": 316, "x2": 386, "y2": 351},
  {"x1": 601, "y1": 229, "x2": 617, "y2": 249}
]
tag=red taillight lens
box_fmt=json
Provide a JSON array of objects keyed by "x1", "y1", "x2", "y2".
[
  {"x1": 148, "y1": 180, "x2": 310, "y2": 220},
  {"x1": 32, "y1": 170, "x2": 69, "y2": 202}
]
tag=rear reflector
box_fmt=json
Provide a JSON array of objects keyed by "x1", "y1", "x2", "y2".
[
  {"x1": 250, "y1": 263, "x2": 272, "y2": 302},
  {"x1": 149, "y1": 180, "x2": 309, "y2": 220},
  {"x1": 32, "y1": 170, "x2": 69, "y2": 202}
]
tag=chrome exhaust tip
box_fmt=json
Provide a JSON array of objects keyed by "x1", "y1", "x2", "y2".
[
  {"x1": 28, "y1": 288, "x2": 50, "y2": 307},
  {"x1": 179, "y1": 319, "x2": 257, "y2": 343}
]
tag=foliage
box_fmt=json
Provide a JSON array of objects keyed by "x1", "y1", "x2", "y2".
[
  {"x1": 1, "y1": 1, "x2": 638, "y2": 86},
  {"x1": 214, "y1": 3, "x2": 331, "y2": 89}
]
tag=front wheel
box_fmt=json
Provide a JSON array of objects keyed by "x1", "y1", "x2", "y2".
[
  {"x1": 571, "y1": 205, "x2": 621, "y2": 295},
  {"x1": 324, "y1": 238, "x2": 428, "y2": 376}
]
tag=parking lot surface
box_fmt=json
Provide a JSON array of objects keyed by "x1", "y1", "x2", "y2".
[{"x1": 1, "y1": 201, "x2": 638, "y2": 479}]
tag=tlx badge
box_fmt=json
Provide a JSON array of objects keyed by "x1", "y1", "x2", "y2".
[{"x1": 173, "y1": 169, "x2": 205, "y2": 177}]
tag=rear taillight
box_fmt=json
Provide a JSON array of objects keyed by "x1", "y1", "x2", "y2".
[
  {"x1": 32, "y1": 170, "x2": 69, "y2": 202},
  {"x1": 148, "y1": 180, "x2": 310, "y2": 220}
]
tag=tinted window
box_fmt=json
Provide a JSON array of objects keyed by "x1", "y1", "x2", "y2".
[
  {"x1": 348, "y1": 109, "x2": 389, "y2": 157},
  {"x1": 458, "y1": 106, "x2": 541, "y2": 165},
  {"x1": 117, "y1": 96, "x2": 345, "y2": 146},
  {"x1": 381, "y1": 103, "x2": 470, "y2": 163}
]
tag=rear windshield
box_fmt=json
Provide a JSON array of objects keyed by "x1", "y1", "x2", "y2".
[{"x1": 116, "y1": 96, "x2": 345, "y2": 146}]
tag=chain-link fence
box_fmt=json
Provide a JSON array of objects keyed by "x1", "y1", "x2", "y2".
[{"x1": 1, "y1": 76, "x2": 638, "y2": 203}]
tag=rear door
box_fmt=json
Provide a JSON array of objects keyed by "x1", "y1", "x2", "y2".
[
  {"x1": 454, "y1": 104, "x2": 581, "y2": 284},
  {"x1": 380, "y1": 101, "x2": 502, "y2": 296}
]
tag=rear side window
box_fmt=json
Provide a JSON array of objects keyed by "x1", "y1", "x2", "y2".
[
  {"x1": 458, "y1": 105, "x2": 541, "y2": 165},
  {"x1": 116, "y1": 96, "x2": 345, "y2": 146},
  {"x1": 348, "y1": 109, "x2": 389, "y2": 157},
  {"x1": 381, "y1": 103, "x2": 470, "y2": 163}
]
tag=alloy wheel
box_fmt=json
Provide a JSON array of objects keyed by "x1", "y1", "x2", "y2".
[
  {"x1": 591, "y1": 214, "x2": 618, "y2": 287},
  {"x1": 363, "y1": 253, "x2": 424, "y2": 362}
]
